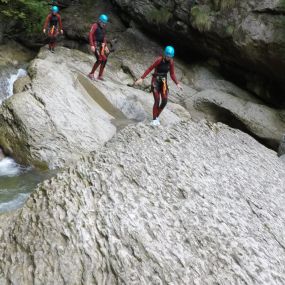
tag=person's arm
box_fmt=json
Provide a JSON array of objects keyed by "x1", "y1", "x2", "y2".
[
  {"x1": 141, "y1": 56, "x2": 162, "y2": 79},
  {"x1": 169, "y1": 60, "x2": 179, "y2": 85},
  {"x1": 89, "y1": 23, "x2": 97, "y2": 47},
  {"x1": 57, "y1": 14, "x2": 63, "y2": 31},
  {"x1": 170, "y1": 60, "x2": 183, "y2": 90},
  {"x1": 43, "y1": 14, "x2": 51, "y2": 31}
]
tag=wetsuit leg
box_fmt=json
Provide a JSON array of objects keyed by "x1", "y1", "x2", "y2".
[
  {"x1": 90, "y1": 48, "x2": 103, "y2": 74},
  {"x1": 48, "y1": 29, "x2": 58, "y2": 49},
  {"x1": 50, "y1": 36, "x2": 56, "y2": 49},
  {"x1": 152, "y1": 77, "x2": 160, "y2": 119},
  {"x1": 158, "y1": 84, "x2": 168, "y2": 116},
  {"x1": 98, "y1": 57, "x2": 107, "y2": 78}
]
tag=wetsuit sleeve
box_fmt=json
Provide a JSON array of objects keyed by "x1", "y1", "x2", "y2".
[
  {"x1": 43, "y1": 14, "x2": 51, "y2": 29},
  {"x1": 141, "y1": 57, "x2": 162, "y2": 79},
  {"x1": 170, "y1": 60, "x2": 179, "y2": 85},
  {"x1": 89, "y1": 23, "x2": 97, "y2": 47},
  {"x1": 57, "y1": 14, "x2": 63, "y2": 30}
]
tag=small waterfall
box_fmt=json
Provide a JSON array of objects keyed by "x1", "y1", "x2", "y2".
[
  {"x1": 7, "y1": 68, "x2": 27, "y2": 98},
  {"x1": 0, "y1": 68, "x2": 27, "y2": 104},
  {"x1": 0, "y1": 155, "x2": 53, "y2": 213},
  {"x1": 0, "y1": 157, "x2": 23, "y2": 177}
]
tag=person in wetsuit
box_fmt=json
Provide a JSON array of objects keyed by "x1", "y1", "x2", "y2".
[
  {"x1": 88, "y1": 14, "x2": 110, "y2": 81},
  {"x1": 135, "y1": 46, "x2": 183, "y2": 126},
  {"x1": 43, "y1": 6, "x2": 63, "y2": 53}
]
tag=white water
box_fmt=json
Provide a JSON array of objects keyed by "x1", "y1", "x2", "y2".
[
  {"x1": 0, "y1": 193, "x2": 30, "y2": 212},
  {"x1": 0, "y1": 66, "x2": 51, "y2": 213},
  {"x1": 7, "y1": 68, "x2": 27, "y2": 97},
  {"x1": 0, "y1": 68, "x2": 27, "y2": 104},
  {"x1": 0, "y1": 157, "x2": 22, "y2": 177}
]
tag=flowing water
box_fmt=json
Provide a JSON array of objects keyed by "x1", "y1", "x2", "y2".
[
  {"x1": 0, "y1": 159, "x2": 52, "y2": 213},
  {"x1": 0, "y1": 66, "x2": 27, "y2": 103},
  {"x1": 0, "y1": 64, "x2": 53, "y2": 213}
]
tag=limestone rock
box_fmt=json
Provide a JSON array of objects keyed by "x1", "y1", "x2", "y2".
[
  {"x1": 112, "y1": 0, "x2": 285, "y2": 105},
  {"x1": 0, "y1": 121, "x2": 285, "y2": 284},
  {"x1": 278, "y1": 134, "x2": 285, "y2": 156},
  {"x1": 0, "y1": 46, "x2": 186, "y2": 168},
  {"x1": 185, "y1": 89, "x2": 285, "y2": 149}
]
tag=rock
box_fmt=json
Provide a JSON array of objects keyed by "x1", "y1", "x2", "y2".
[
  {"x1": 185, "y1": 89, "x2": 285, "y2": 150},
  {"x1": 0, "y1": 46, "x2": 186, "y2": 168},
  {"x1": 279, "y1": 155, "x2": 285, "y2": 164},
  {"x1": 13, "y1": 75, "x2": 32, "y2": 94},
  {"x1": 188, "y1": 64, "x2": 262, "y2": 103},
  {"x1": 278, "y1": 134, "x2": 285, "y2": 156},
  {"x1": 0, "y1": 147, "x2": 4, "y2": 161},
  {"x1": 112, "y1": 0, "x2": 285, "y2": 105},
  {"x1": 0, "y1": 48, "x2": 117, "y2": 169},
  {"x1": 0, "y1": 121, "x2": 285, "y2": 284},
  {"x1": 0, "y1": 40, "x2": 35, "y2": 67}
]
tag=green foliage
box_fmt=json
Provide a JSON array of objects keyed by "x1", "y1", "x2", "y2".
[
  {"x1": 147, "y1": 7, "x2": 172, "y2": 25},
  {"x1": 191, "y1": 5, "x2": 212, "y2": 32},
  {"x1": 225, "y1": 25, "x2": 234, "y2": 36},
  {"x1": 211, "y1": 0, "x2": 236, "y2": 11},
  {"x1": 0, "y1": 0, "x2": 48, "y2": 34}
]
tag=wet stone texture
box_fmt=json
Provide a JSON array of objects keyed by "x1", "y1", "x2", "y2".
[{"x1": 0, "y1": 121, "x2": 285, "y2": 284}]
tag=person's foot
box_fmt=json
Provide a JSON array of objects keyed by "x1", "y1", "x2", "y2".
[
  {"x1": 150, "y1": 120, "x2": 157, "y2": 126},
  {"x1": 97, "y1": 76, "x2": 105, "y2": 81},
  {"x1": 51, "y1": 48, "x2": 55, "y2": 53},
  {"x1": 150, "y1": 118, "x2": 160, "y2": 126},
  {"x1": 88, "y1": 73, "x2": 95, "y2": 80}
]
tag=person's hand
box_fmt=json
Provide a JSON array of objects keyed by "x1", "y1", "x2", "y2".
[
  {"x1": 135, "y1": 78, "x2": 143, "y2": 85},
  {"x1": 105, "y1": 45, "x2": 110, "y2": 54},
  {"x1": 177, "y1": 83, "x2": 183, "y2": 91},
  {"x1": 60, "y1": 30, "x2": 64, "y2": 35},
  {"x1": 43, "y1": 29, "x2": 46, "y2": 34},
  {"x1": 90, "y1": 46, "x2": 95, "y2": 53}
]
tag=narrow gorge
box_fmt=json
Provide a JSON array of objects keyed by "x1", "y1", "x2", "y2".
[{"x1": 0, "y1": 0, "x2": 284, "y2": 284}]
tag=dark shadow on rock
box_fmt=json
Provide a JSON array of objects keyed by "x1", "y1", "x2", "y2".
[{"x1": 197, "y1": 101, "x2": 279, "y2": 151}]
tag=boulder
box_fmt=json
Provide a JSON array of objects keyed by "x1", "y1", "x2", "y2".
[
  {"x1": 185, "y1": 89, "x2": 285, "y2": 150},
  {"x1": 0, "y1": 46, "x2": 186, "y2": 169},
  {"x1": 111, "y1": 0, "x2": 285, "y2": 105},
  {"x1": 0, "y1": 121, "x2": 285, "y2": 284},
  {"x1": 278, "y1": 134, "x2": 285, "y2": 156}
]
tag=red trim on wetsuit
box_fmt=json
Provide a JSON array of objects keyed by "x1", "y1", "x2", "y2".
[
  {"x1": 89, "y1": 23, "x2": 107, "y2": 47},
  {"x1": 141, "y1": 56, "x2": 179, "y2": 85}
]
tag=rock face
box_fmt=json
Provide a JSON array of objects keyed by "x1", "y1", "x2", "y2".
[
  {"x1": 0, "y1": 121, "x2": 285, "y2": 284},
  {"x1": 278, "y1": 134, "x2": 285, "y2": 156},
  {"x1": 0, "y1": 48, "x2": 115, "y2": 168},
  {"x1": 185, "y1": 89, "x2": 285, "y2": 149},
  {"x1": 111, "y1": 0, "x2": 285, "y2": 105},
  {"x1": 0, "y1": 46, "x2": 186, "y2": 168}
]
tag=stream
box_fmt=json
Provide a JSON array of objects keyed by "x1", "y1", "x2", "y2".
[{"x1": 0, "y1": 65, "x2": 52, "y2": 213}]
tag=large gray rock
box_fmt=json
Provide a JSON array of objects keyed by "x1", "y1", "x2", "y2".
[
  {"x1": 0, "y1": 46, "x2": 186, "y2": 169},
  {"x1": 278, "y1": 134, "x2": 285, "y2": 156},
  {"x1": 0, "y1": 48, "x2": 116, "y2": 169},
  {"x1": 0, "y1": 121, "x2": 285, "y2": 284},
  {"x1": 111, "y1": 0, "x2": 285, "y2": 105},
  {"x1": 185, "y1": 89, "x2": 285, "y2": 149}
]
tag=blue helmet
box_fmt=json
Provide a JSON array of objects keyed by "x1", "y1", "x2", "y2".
[
  {"x1": 99, "y1": 14, "x2": 109, "y2": 24},
  {"x1": 164, "y1": 46, "x2": 175, "y2": 58},
  {"x1": 52, "y1": 6, "x2": 59, "y2": 13}
]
